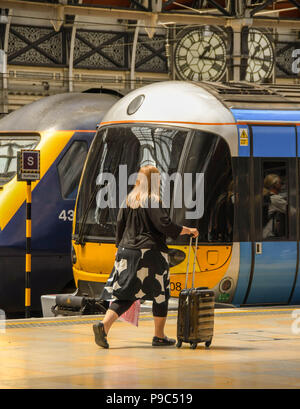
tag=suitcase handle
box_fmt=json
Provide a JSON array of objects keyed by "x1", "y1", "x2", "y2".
[{"x1": 184, "y1": 235, "x2": 198, "y2": 289}]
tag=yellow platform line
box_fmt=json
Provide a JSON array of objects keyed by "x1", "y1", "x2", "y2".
[{"x1": 4, "y1": 307, "x2": 298, "y2": 328}]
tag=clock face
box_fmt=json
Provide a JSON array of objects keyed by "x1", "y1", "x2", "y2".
[
  {"x1": 246, "y1": 28, "x2": 274, "y2": 82},
  {"x1": 174, "y1": 28, "x2": 227, "y2": 82}
]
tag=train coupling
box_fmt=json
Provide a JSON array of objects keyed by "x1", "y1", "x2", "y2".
[{"x1": 51, "y1": 294, "x2": 108, "y2": 317}]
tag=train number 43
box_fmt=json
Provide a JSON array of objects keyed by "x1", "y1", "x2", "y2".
[{"x1": 59, "y1": 210, "x2": 74, "y2": 222}]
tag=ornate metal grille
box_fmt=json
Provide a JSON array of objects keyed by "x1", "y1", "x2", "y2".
[
  {"x1": 6, "y1": 25, "x2": 169, "y2": 74},
  {"x1": 73, "y1": 30, "x2": 128, "y2": 70},
  {"x1": 134, "y1": 34, "x2": 168, "y2": 73},
  {"x1": 7, "y1": 25, "x2": 65, "y2": 66}
]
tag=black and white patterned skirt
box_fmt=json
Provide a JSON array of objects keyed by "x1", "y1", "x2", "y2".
[{"x1": 101, "y1": 247, "x2": 170, "y2": 304}]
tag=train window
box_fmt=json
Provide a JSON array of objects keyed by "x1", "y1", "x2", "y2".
[
  {"x1": 262, "y1": 161, "x2": 288, "y2": 240},
  {"x1": 0, "y1": 135, "x2": 39, "y2": 185},
  {"x1": 75, "y1": 125, "x2": 188, "y2": 239},
  {"x1": 57, "y1": 141, "x2": 88, "y2": 200},
  {"x1": 173, "y1": 130, "x2": 233, "y2": 243}
]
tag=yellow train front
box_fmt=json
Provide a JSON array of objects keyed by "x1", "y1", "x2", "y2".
[{"x1": 72, "y1": 80, "x2": 300, "y2": 307}]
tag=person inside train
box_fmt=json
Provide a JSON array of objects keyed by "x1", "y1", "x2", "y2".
[
  {"x1": 92, "y1": 165, "x2": 199, "y2": 349},
  {"x1": 262, "y1": 173, "x2": 287, "y2": 239},
  {"x1": 209, "y1": 180, "x2": 234, "y2": 242}
]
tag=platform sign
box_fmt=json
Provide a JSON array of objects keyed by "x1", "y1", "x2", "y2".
[
  {"x1": 17, "y1": 149, "x2": 40, "y2": 181},
  {"x1": 16, "y1": 149, "x2": 40, "y2": 318}
]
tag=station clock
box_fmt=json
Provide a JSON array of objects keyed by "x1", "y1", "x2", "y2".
[
  {"x1": 174, "y1": 27, "x2": 227, "y2": 82},
  {"x1": 245, "y1": 28, "x2": 274, "y2": 82}
]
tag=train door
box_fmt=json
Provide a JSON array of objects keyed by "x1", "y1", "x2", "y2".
[{"x1": 244, "y1": 125, "x2": 298, "y2": 304}]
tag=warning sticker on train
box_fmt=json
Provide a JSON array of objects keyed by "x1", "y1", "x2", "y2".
[
  {"x1": 239, "y1": 128, "x2": 248, "y2": 146},
  {"x1": 17, "y1": 149, "x2": 40, "y2": 181}
]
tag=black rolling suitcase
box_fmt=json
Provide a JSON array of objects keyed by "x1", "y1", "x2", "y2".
[{"x1": 176, "y1": 236, "x2": 215, "y2": 349}]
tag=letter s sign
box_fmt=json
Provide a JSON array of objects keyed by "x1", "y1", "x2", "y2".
[
  {"x1": 27, "y1": 156, "x2": 34, "y2": 166},
  {"x1": 292, "y1": 49, "x2": 300, "y2": 74}
]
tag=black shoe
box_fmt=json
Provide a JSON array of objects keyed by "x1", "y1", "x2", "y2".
[
  {"x1": 152, "y1": 336, "x2": 176, "y2": 347},
  {"x1": 93, "y1": 322, "x2": 109, "y2": 349}
]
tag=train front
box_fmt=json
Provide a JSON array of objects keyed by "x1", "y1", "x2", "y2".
[
  {"x1": 72, "y1": 81, "x2": 238, "y2": 303},
  {"x1": 0, "y1": 92, "x2": 120, "y2": 315}
]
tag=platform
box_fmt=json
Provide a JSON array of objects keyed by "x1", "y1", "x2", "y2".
[{"x1": 0, "y1": 305, "x2": 300, "y2": 389}]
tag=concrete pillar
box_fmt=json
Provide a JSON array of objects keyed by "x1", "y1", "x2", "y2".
[
  {"x1": 228, "y1": 17, "x2": 253, "y2": 82},
  {"x1": 230, "y1": 20, "x2": 242, "y2": 82},
  {"x1": 0, "y1": 49, "x2": 8, "y2": 117}
]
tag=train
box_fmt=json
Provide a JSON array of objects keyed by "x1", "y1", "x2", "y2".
[
  {"x1": 0, "y1": 90, "x2": 120, "y2": 315},
  {"x1": 70, "y1": 80, "x2": 300, "y2": 307}
]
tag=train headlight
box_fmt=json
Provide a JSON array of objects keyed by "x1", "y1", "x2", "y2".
[
  {"x1": 127, "y1": 94, "x2": 145, "y2": 115},
  {"x1": 71, "y1": 245, "x2": 77, "y2": 265},
  {"x1": 168, "y1": 249, "x2": 186, "y2": 267},
  {"x1": 219, "y1": 277, "x2": 233, "y2": 293}
]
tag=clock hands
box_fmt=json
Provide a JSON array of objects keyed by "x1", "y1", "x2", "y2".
[
  {"x1": 199, "y1": 45, "x2": 212, "y2": 59},
  {"x1": 175, "y1": 29, "x2": 226, "y2": 81},
  {"x1": 249, "y1": 56, "x2": 272, "y2": 62},
  {"x1": 251, "y1": 45, "x2": 261, "y2": 59},
  {"x1": 248, "y1": 44, "x2": 272, "y2": 69},
  {"x1": 246, "y1": 29, "x2": 274, "y2": 82}
]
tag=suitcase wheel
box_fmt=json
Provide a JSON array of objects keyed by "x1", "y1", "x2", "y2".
[
  {"x1": 205, "y1": 340, "x2": 212, "y2": 348},
  {"x1": 190, "y1": 342, "x2": 197, "y2": 349},
  {"x1": 176, "y1": 340, "x2": 182, "y2": 348}
]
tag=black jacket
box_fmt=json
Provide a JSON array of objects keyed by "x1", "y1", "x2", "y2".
[{"x1": 116, "y1": 204, "x2": 182, "y2": 253}]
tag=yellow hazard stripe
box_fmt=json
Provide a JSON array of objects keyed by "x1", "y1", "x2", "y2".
[
  {"x1": 25, "y1": 288, "x2": 31, "y2": 307},
  {"x1": 26, "y1": 254, "x2": 31, "y2": 271},
  {"x1": 26, "y1": 219, "x2": 31, "y2": 237},
  {"x1": 26, "y1": 184, "x2": 32, "y2": 203}
]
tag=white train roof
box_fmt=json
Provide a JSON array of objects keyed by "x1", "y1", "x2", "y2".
[{"x1": 101, "y1": 81, "x2": 235, "y2": 127}]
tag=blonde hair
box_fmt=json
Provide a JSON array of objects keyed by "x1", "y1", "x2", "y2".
[
  {"x1": 263, "y1": 173, "x2": 281, "y2": 196},
  {"x1": 126, "y1": 165, "x2": 160, "y2": 209}
]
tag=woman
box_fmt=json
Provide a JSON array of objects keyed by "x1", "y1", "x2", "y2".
[{"x1": 93, "y1": 165, "x2": 199, "y2": 348}]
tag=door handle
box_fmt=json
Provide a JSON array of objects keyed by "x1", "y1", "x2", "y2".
[{"x1": 256, "y1": 242, "x2": 262, "y2": 254}]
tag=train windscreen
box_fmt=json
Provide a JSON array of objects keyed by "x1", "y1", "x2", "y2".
[
  {"x1": 75, "y1": 126, "x2": 233, "y2": 244},
  {"x1": 0, "y1": 134, "x2": 40, "y2": 185},
  {"x1": 75, "y1": 125, "x2": 188, "y2": 241}
]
